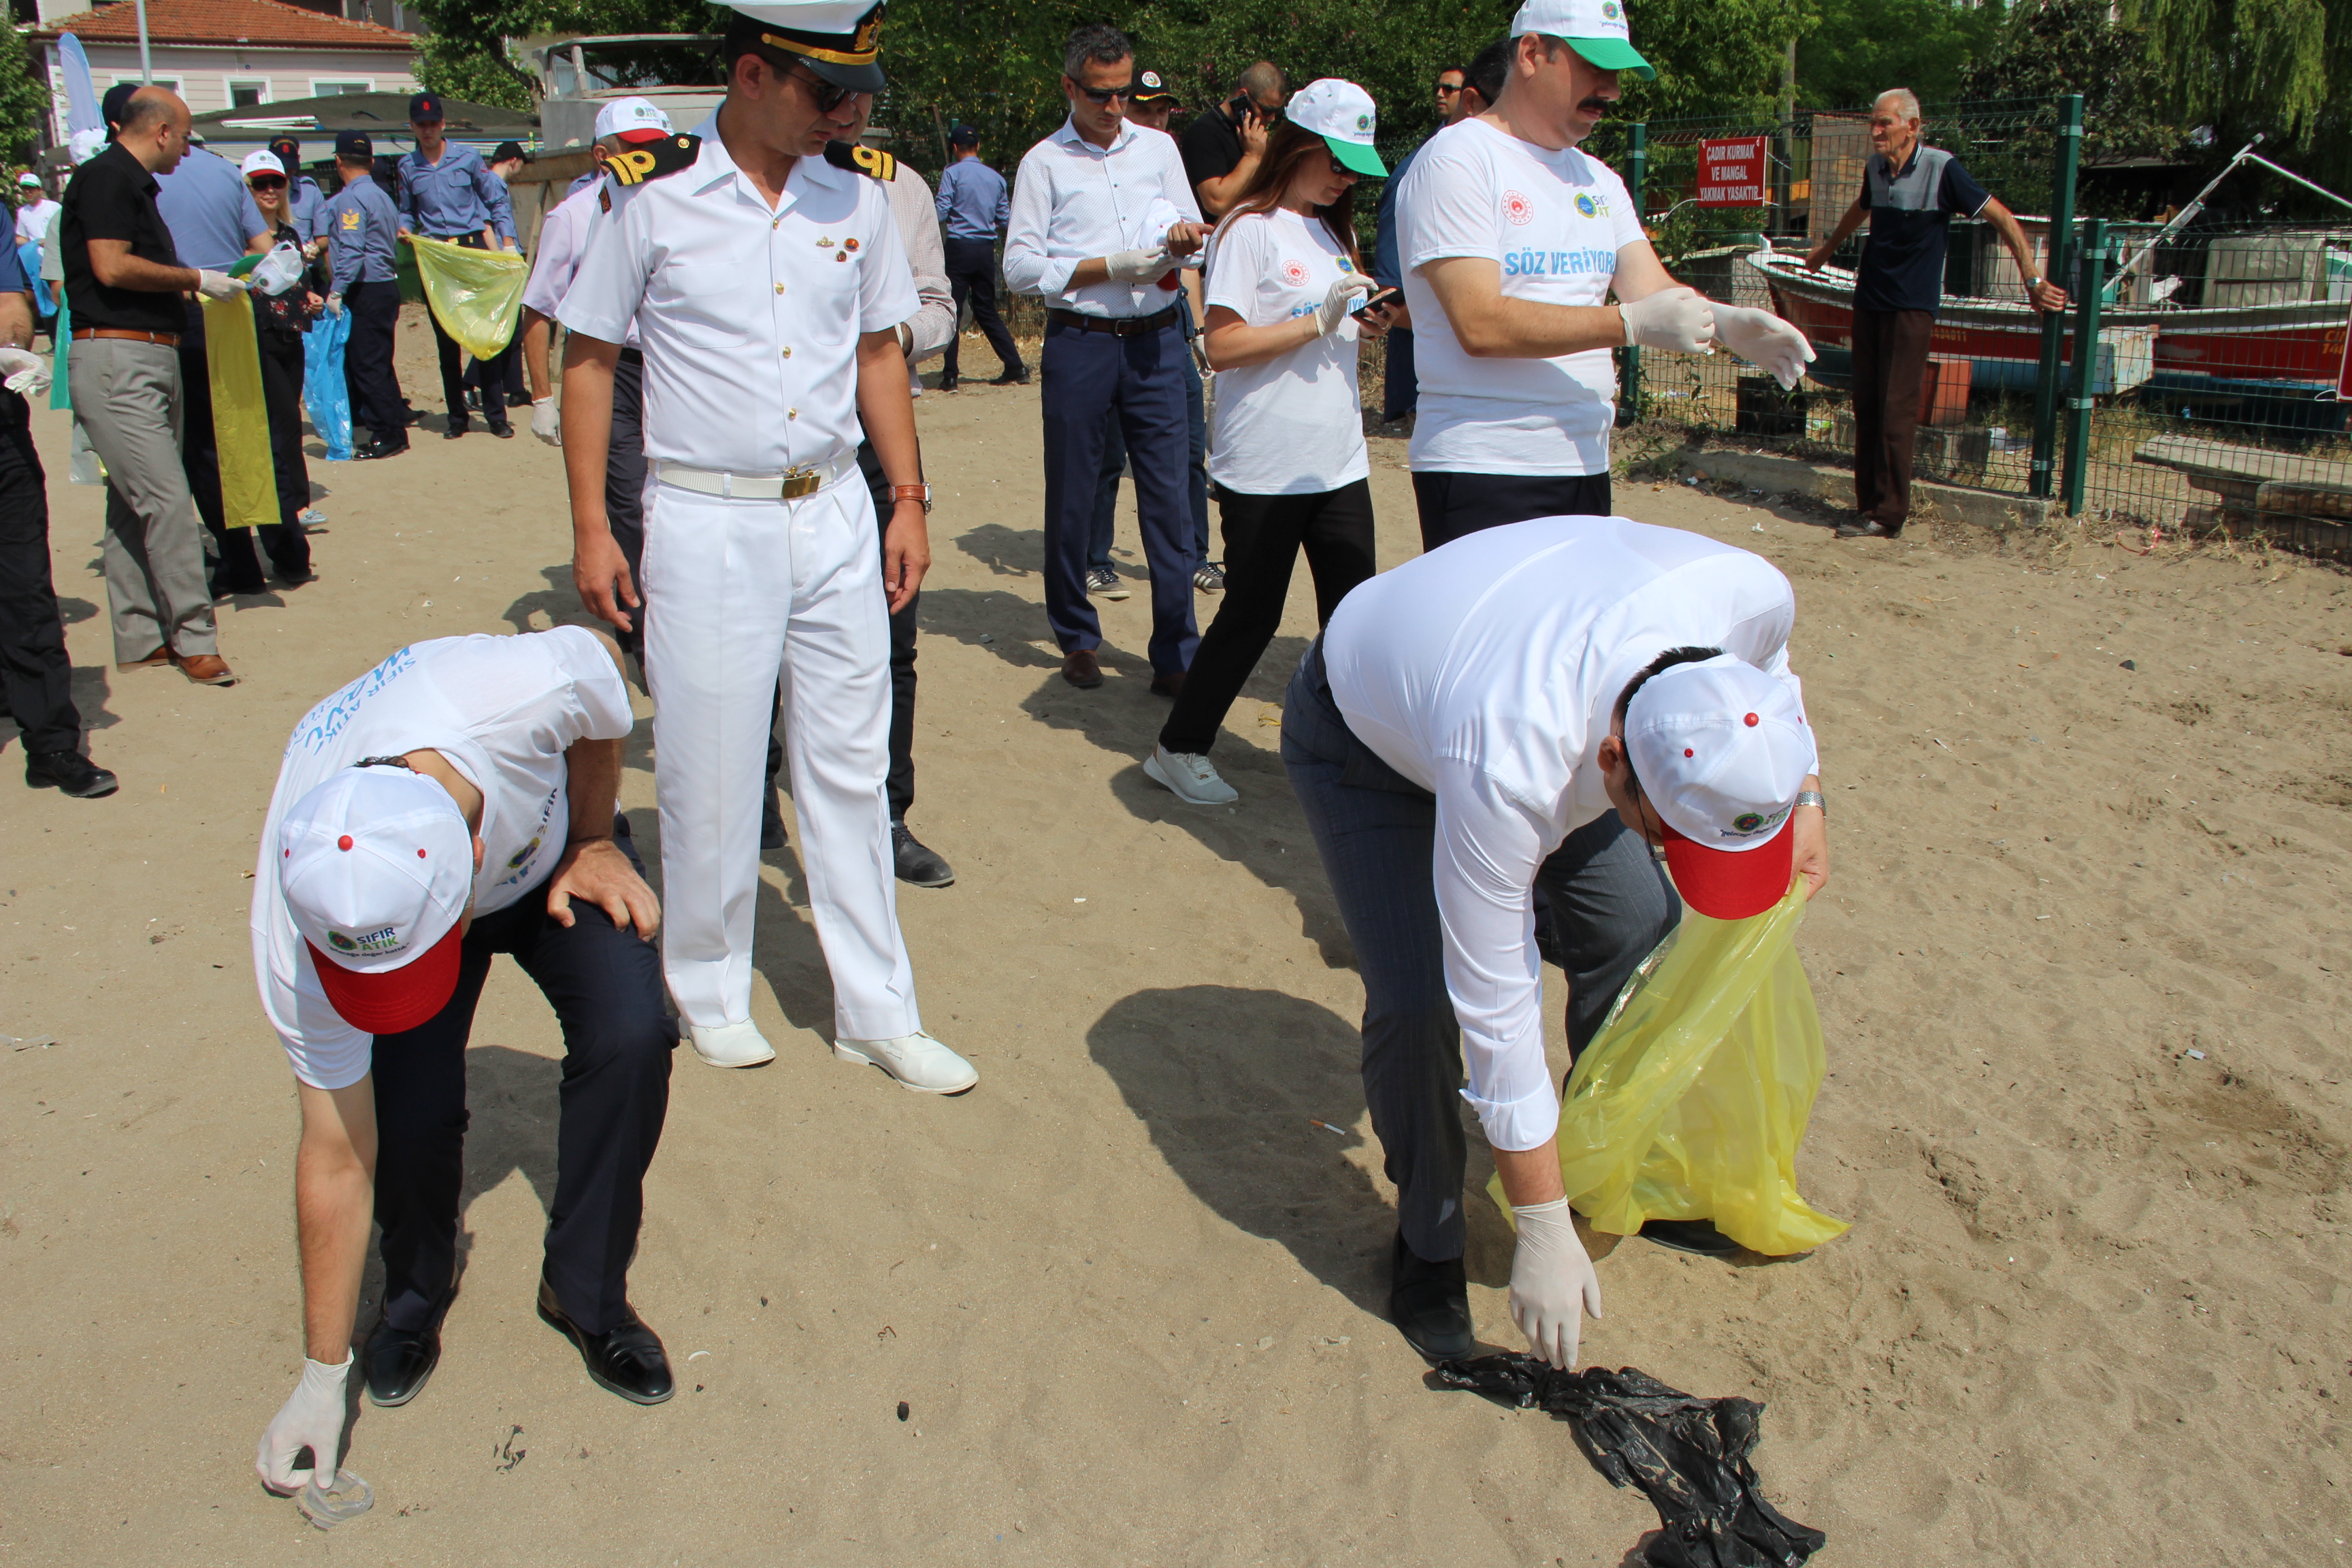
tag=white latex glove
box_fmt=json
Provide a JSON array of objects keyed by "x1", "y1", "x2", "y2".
[
  {"x1": 1712, "y1": 302, "x2": 1816, "y2": 390},
  {"x1": 1315, "y1": 274, "x2": 1374, "y2": 335},
  {"x1": 531, "y1": 396, "x2": 561, "y2": 446},
  {"x1": 0, "y1": 345, "x2": 50, "y2": 398},
  {"x1": 195, "y1": 270, "x2": 247, "y2": 301},
  {"x1": 1507, "y1": 1198, "x2": 1603, "y2": 1371},
  {"x1": 254, "y1": 1354, "x2": 350, "y2": 1494},
  {"x1": 1617, "y1": 285, "x2": 1715, "y2": 354},
  {"x1": 1103, "y1": 246, "x2": 1172, "y2": 283},
  {"x1": 325, "y1": 293, "x2": 344, "y2": 316}
]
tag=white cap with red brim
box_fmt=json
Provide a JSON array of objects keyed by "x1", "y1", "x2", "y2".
[
  {"x1": 593, "y1": 97, "x2": 674, "y2": 142},
  {"x1": 278, "y1": 766, "x2": 473, "y2": 1034},
  {"x1": 1624, "y1": 653, "x2": 1815, "y2": 921}
]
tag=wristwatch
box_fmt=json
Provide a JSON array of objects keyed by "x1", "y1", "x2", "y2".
[
  {"x1": 2025, "y1": 275, "x2": 2043, "y2": 292},
  {"x1": 1794, "y1": 789, "x2": 1827, "y2": 817},
  {"x1": 891, "y1": 483, "x2": 932, "y2": 513}
]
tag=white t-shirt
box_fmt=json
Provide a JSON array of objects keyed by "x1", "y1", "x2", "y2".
[
  {"x1": 248, "y1": 629, "x2": 635, "y2": 1091},
  {"x1": 1396, "y1": 118, "x2": 1646, "y2": 477},
  {"x1": 16, "y1": 197, "x2": 59, "y2": 248},
  {"x1": 1203, "y1": 208, "x2": 1371, "y2": 496},
  {"x1": 1322, "y1": 517, "x2": 1814, "y2": 1153}
]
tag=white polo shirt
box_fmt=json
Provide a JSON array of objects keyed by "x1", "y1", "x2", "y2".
[
  {"x1": 558, "y1": 120, "x2": 919, "y2": 474},
  {"x1": 1321, "y1": 517, "x2": 1813, "y2": 1152},
  {"x1": 525, "y1": 178, "x2": 638, "y2": 347},
  {"x1": 1002, "y1": 118, "x2": 1201, "y2": 318},
  {"x1": 248, "y1": 629, "x2": 634, "y2": 1092},
  {"x1": 1396, "y1": 118, "x2": 1646, "y2": 477}
]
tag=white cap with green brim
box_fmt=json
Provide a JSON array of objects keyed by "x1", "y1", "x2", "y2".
[
  {"x1": 1287, "y1": 78, "x2": 1387, "y2": 178},
  {"x1": 1510, "y1": 0, "x2": 1658, "y2": 80}
]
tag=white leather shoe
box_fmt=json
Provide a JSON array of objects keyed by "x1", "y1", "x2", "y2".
[
  {"x1": 834, "y1": 1031, "x2": 978, "y2": 1094},
  {"x1": 687, "y1": 1019, "x2": 776, "y2": 1068}
]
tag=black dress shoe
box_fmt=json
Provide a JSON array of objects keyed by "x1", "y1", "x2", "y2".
[
  {"x1": 892, "y1": 819, "x2": 954, "y2": 888},
  {"x1": 506, "y1": 391, "x2": 535, "y2": 408},
  {"x1": 1637, "y1": 1218, "x2": 1745, "y2": 1257},
  {"x1": 443, "y1": 420, "x2": 468, "y2": 440},
  {"x1": 487, "y1": 420, "x2": 514, "y2": 439},
  {"x1": 1390, "y1": 1230, "x2": 1474, "y2": 1361},
  {"x1": 25, "y1": 749, "x2": 118, "y2": 798},
  {"x1": 363, "y1": 1319, "x2": 441, "y2": 1407},
  {"x1": 936, "y1": 372, "x2": 958, "y2": 392},
  {"x1": 989, "y1": 368, "x2": 1030, "y2": 386},
  {"x1": 355, "y1": 439, "x2": 408, "y2": 460},
  {"x1": 537, "y1": 1279, "x2": 674, "y2": 1405}
]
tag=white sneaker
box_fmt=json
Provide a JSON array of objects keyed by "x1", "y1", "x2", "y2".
[
  {"x1": 834, "y1": 1031, "x2": 978, "y2": 1094},
  {"x1": 687, "y1": 1019, "x2": 777, "y2": 1068},
  {"x1": 1143, "y1": 744, "x2": 1238, "y2": 806}
]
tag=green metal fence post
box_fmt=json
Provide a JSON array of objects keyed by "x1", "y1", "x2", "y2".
[
  {"x1": 2028, "y1": 94, "x2": 2083, "y2": 498},
  {"x1": 2060, "y1": 218, "x2": 2109, "y2": 516},
  {"x1": 1620, "y1": 121, "x2": 1646, "y2": 423}
]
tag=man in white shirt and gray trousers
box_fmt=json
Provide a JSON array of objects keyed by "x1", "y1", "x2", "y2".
[
  {"x1": 557, "y1": 0, "x2": 975, "y2": 1093},
  {"x1": 1004, "y1": 22, "x2": 1207, "y2": 694},
  {"x1": 1284, "y1": 517, "x2": 1831, "y2": 1367},
  {"x1": 1396, "y1": 0, "x2": 1813, "y2": 549}
]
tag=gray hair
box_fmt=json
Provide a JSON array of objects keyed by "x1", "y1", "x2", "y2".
[
  {"x1": 1064, "y1": 22, "x2": 1132, "y2": 81},
  {"x1": 1874, "y1": 87, "x2": 1921, "y2": 122}
]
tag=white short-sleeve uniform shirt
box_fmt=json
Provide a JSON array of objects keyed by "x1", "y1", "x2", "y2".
[
  {"x1": 1202, "y1": 207, "x2": 1371, "y2": 496},
  {"x1": 1396, "y1": 118, "x2": 1646, "y2": 478},
  {"x1": 1322, "y1": 517, "x2": 1813, "y2": 1152},
  {"x1": 558, "y1": 122, "x2": 920, "y2": 474},
  {"x1": 524, "y1": 178, "x2": 638, "y2": 348},
  {"x1": 248, "y1": 629, "x2": 636, "y2": 1092}
]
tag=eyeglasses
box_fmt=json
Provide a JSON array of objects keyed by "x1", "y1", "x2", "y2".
[
  {"x1": 787, "y1": 65, "x2": 862, "y2": 114},
  {"x1": 1071, "y1": 82, "x2": 1137, "y2": 105}
]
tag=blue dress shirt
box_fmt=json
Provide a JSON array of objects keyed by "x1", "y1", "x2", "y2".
[
  {"x1": 395, "y1": 142, "x2": 514, "y2": 243},
  {"x1": 323, "y1": 175, "x2": 400, "y2": 293},
  {"x1": 934, "y1": 157, "x2": 1009, "y2": 241},
  {"x1": 154, "y1": 147, "x2": 268, "y2": 270},
  {"x1": 289, "y1": 175, "x2": 327, "y2": 243}
]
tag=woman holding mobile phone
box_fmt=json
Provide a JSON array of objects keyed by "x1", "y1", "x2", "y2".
[{"x1": 1145, "y1": 79, "x2": 1399, "y2": 808}]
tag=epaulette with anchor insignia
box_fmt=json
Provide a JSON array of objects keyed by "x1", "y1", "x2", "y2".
[
  {"x1": 824, "y1": 140, "x2": 896, "y2": 182},
  {"x1": 598, "y1": 133, "x2": 701, "y2": 187}
]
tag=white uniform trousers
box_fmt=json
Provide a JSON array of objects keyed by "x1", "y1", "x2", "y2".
[{"x1": 640, "y1": 472, "x2": 921, "y2": 1041}]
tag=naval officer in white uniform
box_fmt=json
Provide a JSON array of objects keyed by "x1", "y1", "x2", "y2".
[{"x1": 557, "y1": 0, "x2": 976, "y2": 1092}]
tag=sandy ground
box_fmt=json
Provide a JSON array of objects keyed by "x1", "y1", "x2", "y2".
[{"x1": 2, "y1": 317, "x2": 2348, "y2": 1565}]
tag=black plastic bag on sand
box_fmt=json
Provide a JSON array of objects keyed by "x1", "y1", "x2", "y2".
[{"x1": 1432, "y1": 1355, "x2": 1826, "y2": 1568}]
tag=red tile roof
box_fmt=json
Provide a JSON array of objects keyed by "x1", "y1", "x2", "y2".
[{"x1": 33, "y1": 0, "x2": 418, "y2": 50}]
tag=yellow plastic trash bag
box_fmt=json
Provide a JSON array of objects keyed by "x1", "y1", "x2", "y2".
[
  {"x1": 202, "y1": 291, "x2": 277, "y2": 532},
  {"x1": 408, "y1": 234, "x2": 528, "y2": 360},
  {"x1": 1492, "y1": 885, "x2": 1848, "y2": 1258}
]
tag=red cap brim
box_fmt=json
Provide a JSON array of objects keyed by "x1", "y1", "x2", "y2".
[
  {"x1": 1660, "y1": 816, "x2": 1793, "y2": 922},
  {"x1": 305, "y1": 923, "x2": 463, "y2": 1036},
  {"x1": 612, "y1": 127, "x2": 670, "y2": 144}
]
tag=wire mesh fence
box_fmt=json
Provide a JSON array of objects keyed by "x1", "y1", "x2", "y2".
[{"x1": 1574, "y1": 99, "x2": 2352, "y2": 557}]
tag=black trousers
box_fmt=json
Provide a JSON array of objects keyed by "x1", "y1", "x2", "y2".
[
  {"x1": 941, "y1": 235, "x2": 1023, "y2": 381},
  {"x1": 424, "y1": 231, "x2": 516, "y2": 430},
  {"x1": 768, "y1": 441, "x2": 919, "y2": 818},
  {"x1": 0, "y1": 391, "x2": 80, "y2": 755},
  {"x1": 462, "y1": 331, "x2": 527, "y2": 405},
  {"x1": 256, "y1": 328, "x2": 315, "y2": 556},
  {"x1": 1380, "y1": 325, "x2": 1417, "y2": 423},
  {"x1": 342, "y1": 278, "x2": 405, "y2": 446},
  {"x1": 180, "y1": 302, "x2": 309, "y2": 592},
  {"x1": 1852, "y1": 307, "x2": 1933, "y2": 532},
  {"x1": 1410, "y1": 468, "x2": 1612, "y2": 553},
  {"x1": 1160, "y1": 478, "x2": 1377, "y2": 757},
  {"x1": 372, "y1": 830, "x2": 674, "y2": 1339},
  {"x1": 606, "y1": 350, "x2": 649, "y2": 662}
]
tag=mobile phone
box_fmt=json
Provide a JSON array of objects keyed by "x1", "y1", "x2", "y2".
[{"x1": 1352, "y1": 286, "x2": 1403, "y2": 316}]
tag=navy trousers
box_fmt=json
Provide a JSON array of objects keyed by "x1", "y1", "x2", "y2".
[
  {"x1": 1089, "y1": 304, "x2": 1210, "y2": 569},
  {"x1": 1281, "y1": 640, "x2": 1680, "y2": 1263},
  {"x1": 370, "y1": 826, "x2": 675, "y2": 1337},
  {"x1": 1039, "y1": 317, "x2": 1198, "y2": 675}
]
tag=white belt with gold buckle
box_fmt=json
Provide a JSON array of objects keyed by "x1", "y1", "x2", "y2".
[{"x1": 655, "y1": 450, "x2": 858, "y2": 501}]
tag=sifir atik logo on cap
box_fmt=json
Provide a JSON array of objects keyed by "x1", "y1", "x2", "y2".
[{"x1": 327, "y1": 924, "x2": 404, "y2": 956}]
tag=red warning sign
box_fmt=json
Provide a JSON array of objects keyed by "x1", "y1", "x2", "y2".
[{"x1": 1697, "y1": 136, "x2": 1769, "y2": 208}]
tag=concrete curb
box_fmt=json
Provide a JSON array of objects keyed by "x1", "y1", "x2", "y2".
[{"x1": 1673, "y1": 447, "x2": 2055, "y2": 534}]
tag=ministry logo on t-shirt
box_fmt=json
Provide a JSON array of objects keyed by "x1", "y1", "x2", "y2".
[
  {"x1": 1281, "y1": 259, "x2": 1310, "y2": 286},
  {"x1": 1502, "y1": 190, "x2": 1535, "y2": 225}
]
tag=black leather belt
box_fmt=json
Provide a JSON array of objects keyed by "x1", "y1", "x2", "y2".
[
  {"x1": 1047, "y1": 305, "x2": 1179, "y2": 338},
  {"x1": 617, "y1": 346, "x2": 644, "y2": 365}
]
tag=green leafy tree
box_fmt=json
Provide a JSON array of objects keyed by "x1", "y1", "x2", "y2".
[
  {"x1": 2134, "y1": 0, "x2": 2351, "y2": 205},
  {"x1": 1797, "y1": 0, "x2": 2005, "y2": 109},
  {"x1": 0, "y1": 29, "x2": 55, "y2": 181},
  {"x1": 410, "y1": 0, "x2": 726, "y2": 112}
]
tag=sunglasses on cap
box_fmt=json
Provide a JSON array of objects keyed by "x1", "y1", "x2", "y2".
[{"x1": 1070, "y1": 81, "x2": 1137, "y2": 105}]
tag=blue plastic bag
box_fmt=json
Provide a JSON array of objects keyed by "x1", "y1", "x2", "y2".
[
  {"x1": 18, "y1": 242, "x2": 52, "y2": 319},
  {"x1": 301, "y1": 307, "x2": 353, "y2": 461}
]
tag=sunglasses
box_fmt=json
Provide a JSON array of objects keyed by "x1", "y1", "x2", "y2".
[
  {"x1": 248, "y1": 174, "x2": 287, "y2": 189},
  {"x1": 787, "y1": 65, "x2": 861, "y2": 114},
  {"x1": 1071, "y1": 82, "x2": 1137, "y2": 105}
]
